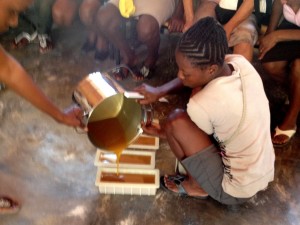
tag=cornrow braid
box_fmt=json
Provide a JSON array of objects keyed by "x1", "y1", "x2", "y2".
[{"x1": 177, "y1": 17, "x2": 228, "y2": 67}]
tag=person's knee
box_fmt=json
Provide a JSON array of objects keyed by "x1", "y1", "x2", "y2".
[
  {"x1": 165, "y1": 109, "x2": 187, "y2": 133},
  {"x1": 137, "y1": 16, "x2": 159, "y2": 43},
  {"x1": 52, "y1": 0, "x2": 78, "y2": 26},
  {"x1": 79, "y1": 5, "x2": 93, "y2": 26},
  {"x1": 233, "y1": 43, "x2": 253, "y2": 62},
  {"x1": 195, "y1": 1, "x2": 218, "y2": 20},
  {"x1": 262, "y1": 62, "x2": 284, "y2": 77},
  {"x1": 96, "y1": 5, "x2": 120, "y2": 33},
  {"x1": 79, "y1": 0, "x2": 100, "y2": 26}
]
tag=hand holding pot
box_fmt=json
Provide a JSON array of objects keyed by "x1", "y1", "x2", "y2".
[
  {"x1": 141, "y1": 121, "x2": 166, "y2": 139},
  {"x1": 60, "y1": 104, "x2": 85, "y2": 128},
  {"x1": 134, "y1": 83, "x2": 163, "y2": 105}
]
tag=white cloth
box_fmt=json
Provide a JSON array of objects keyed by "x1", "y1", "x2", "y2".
[
  {"x1": 108, "y1": 0, "x2": 176, "y2": 27},
  {"x1": 187, "y1": 54, "x2": 275, "y2": 198},
  {"x1": 219, "y1": 0, "x2": 269, "y2": 13}
]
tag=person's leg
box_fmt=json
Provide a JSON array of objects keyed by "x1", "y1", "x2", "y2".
[
  {"x1": 52, "y1": 0, "x2": 81, "y2": 27},
  {"x1": 227, "y1": 14, "x2": 258, "y2": 62},
  {"x1": 35, "y1": 0, "x2": 55, "y2": 53},
  {"x1": 284, "y1": 59, "x2": 300, "y2": 128},
  {"x1": 35, "y1": 0, "x2": 54, "y2": 34},
  {"x1": 161, "y1": 109, "x2": 250, "y2": 204},
  {"x1": 262, "y1": 60, "x2": 298, "y2": 145},
  {"x1": 194, "y1": 0, "x2": 218, "y2": 21},
  {"x1": 135, "y1": 15, "x2": 159, "y2": 77},
  {"x1": 79, "y1": 0, "x2": 103, "y2": 53},
  {"x1": 262, "y1": 60, "x2": 288, "y2": 83},
  {"x1": 11, "y1": 6, "x2": 37, "y2": 49},
  {"x1": 269, "y1": 59, "x2": 300, "y2": 145},
  {"x1": 233, "y1": 42, "x2": 253, "y2": 62},
  {"x1": 162, "y1": 109, "x2": 213, "y2": 196},
  {"x1": 96, "y1": 3, "x2": 135, "y2": 66}
]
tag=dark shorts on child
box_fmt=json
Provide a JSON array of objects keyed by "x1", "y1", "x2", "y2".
[{"x1": 182, "y1": 144, "x2": 250, "y2": 205}]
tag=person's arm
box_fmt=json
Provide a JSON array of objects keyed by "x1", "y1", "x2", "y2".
[
  {"x1": 134, "y1": 77, "x2": 183, "y2": 104},
  {"x1": 194, "y1": 0, "x2": 218, "y2": 21},
  {"x1": 0, "y1": 46, "x2": 81, "y2": 127},
  {"x1": 265, "y1": 0, "x2": 283, "y2": 34},
  {"x1": 182, "y1": 0, "x2": 195, "y2": 32},
  {"x1": 223, "y1": 0, "x2": 254, "y2": 40},
  {"x1": 259, "y1": 29, "x2": 300, "y2": 59},
  {"x1": 167, "y1": 0, "x2": 185, "y2": 33}
]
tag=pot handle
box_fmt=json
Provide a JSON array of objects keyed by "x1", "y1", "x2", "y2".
[
  {"x1": 141, "y1": 104, "x2": 153, "y2": 126},
  {"x1": 75, "y1": 111, "x2": 89, "y2": 134}
]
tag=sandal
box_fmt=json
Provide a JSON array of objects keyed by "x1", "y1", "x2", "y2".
[
  {"x1": 272, "y1": 126, "x2": 297, "y2": 147},
  {"x1": 111, "y1": 67, "x2": 129, "y2": 81},
  {"x1": 12, "y1": 31, "x2": 37, "y2": 49},
  {"x1": 38, "y1": 34, "x2": 53, "y2": 54},
  {"x1": 0, "y1": 196, "x2": 20, "y2": 215},
  {"x1": 131, "y1": 65, "x2": 155, "y2": 81},
  {"x1": 160, "y1": 175, "x2": 209, "y2": 199}
]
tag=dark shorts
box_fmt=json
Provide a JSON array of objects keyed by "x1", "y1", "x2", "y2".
[
  {"x1": 261, "y1": 19, "x2": 300, "y2": 63},
  {"x1": 182, "y1": 144, "x2": 250, "y2": 205}
]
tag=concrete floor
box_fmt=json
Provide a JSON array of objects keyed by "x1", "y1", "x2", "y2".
[{"x1": 0, "y1": 20, "x2": 300, "y2": 225}]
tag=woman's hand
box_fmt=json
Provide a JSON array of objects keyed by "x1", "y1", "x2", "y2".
[
  {"x1": 167, "y1": 17, "x2": 184, "y2": 33},
  {"x1": 134, "y1": 83, "x2": 162, "y2": 105},
  {"x1": 259, "y1": 32, "x2": 278, "y2": 60},
  {"x1": 223, "y1": 23, "x2": 234, "y2": 41}
]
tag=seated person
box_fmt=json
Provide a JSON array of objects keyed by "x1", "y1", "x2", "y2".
[
  {"x1": 94, "y1": 0, "x2": 178, "y2": 80},
  {"x1": 259, "y1": 0, "x2": 300, "y2": 147},
  {"x1": 182, "y1": 0, "x2": 272, "y2": 62},
  {"x1": 52, "y1": 0, "x2": 106, "y2": 57},
  {"x1": 52, "y1": 0, "x2": 82, "y2": 27},
  {"x1": 1, "y1": 0, "x2": 82, "y2": 214},
  {"x1": 135, "y1": 17, "x2": 275, "y2": 205},
  {"x1": 12, "y1": 0, "x2": 55, "y2": 53},
  {"x1": 79, "y1": 0, "x2": 105, "y2": 57},
  {"x1": 182, "y1": 0, "x2": 219, "y2": 32}
]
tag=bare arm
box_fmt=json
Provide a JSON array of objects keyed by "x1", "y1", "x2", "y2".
[
  {"x1": 134, "y1": 78, "x2": 183, "y2": 104},
  {"x1": 259, "y1": 29, "x2": 300, "y2": 59},
  {"x1": 183, "y1": 0, "x2": 195, "y2": 32},
  {"x1": 259, "y1": 0, "x2": 300, "y2": 59},
  {"x1": 0, "y1": 46, "x2": 81, "y2": 127},
  {"x1": 265, "y1": 0, "x2": 283, "y2": 34},
  {"x1": 167, "y1": 0, "x2": 185, "y2": 33},
  {"x1": 224, "y1": 0, "x2": 254, "y2": 40}
]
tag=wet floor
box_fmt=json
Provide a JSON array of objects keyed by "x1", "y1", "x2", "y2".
[{"x1": 0, "y1": 20, "x2": 300, "y2": 225}]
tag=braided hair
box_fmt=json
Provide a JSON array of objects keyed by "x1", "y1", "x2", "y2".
[{"x1": 177, "y1": 17, "x2": 228, "y2": 68}]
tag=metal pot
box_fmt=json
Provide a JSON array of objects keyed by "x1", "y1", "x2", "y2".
[{"x1": 73, "y1": 71, "x2": 152, "y2": 151}]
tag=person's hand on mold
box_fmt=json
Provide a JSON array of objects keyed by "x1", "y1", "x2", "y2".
[
  {"x1": 141, "y1": 121, "x2": 166, "y2": 139},
  {"x1": 134, "y1": 83, "x2": 163, "y2": 105}
]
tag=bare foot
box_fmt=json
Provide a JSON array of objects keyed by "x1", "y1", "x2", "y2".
[{"x1": 163, "y1": 175, "x2": 208, "y2": 198}]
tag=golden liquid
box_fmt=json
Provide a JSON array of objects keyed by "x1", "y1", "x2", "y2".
[
  {"x1": 132, "y1": 136, "x2": 156, "y2": 146},
  {"x1": 99, "y1": 153, "x2": 151, "y2": 165},
  {"x1": 88, "y1": 118, "x2": 128, "y2": 175},
  {"x1": 100, "y1": 172, "x2": 155, "y2": 184}
]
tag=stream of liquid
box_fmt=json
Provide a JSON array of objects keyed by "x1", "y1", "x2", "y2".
[{"x1": 88, "y1": 117, "x2": 129, "y2": 175}]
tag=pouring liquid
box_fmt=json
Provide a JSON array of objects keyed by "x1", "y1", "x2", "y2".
[{"x1": 88, "y1": 117, "x2": 129, "y2": 175}]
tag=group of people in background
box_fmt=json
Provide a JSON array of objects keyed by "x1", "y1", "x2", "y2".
[{"x1": 0, "y1": 0, "x2": 299, "y2": 215}]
